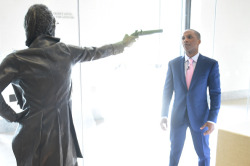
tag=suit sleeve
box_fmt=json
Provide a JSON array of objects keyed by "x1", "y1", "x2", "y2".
[
  {"x1": 161, "y1": 62, "x2": 174, "y2": 117},
  {"x1": 69, "y1": 42, "x2": 125, "y2": 64},
  {"x1": 208, "y1": 61, "x2": 221, "y2": 123}
]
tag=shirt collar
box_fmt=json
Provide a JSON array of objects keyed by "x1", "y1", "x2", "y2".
[{"x1": 185, "y1": 53, "x2": 199, "y2": 62}]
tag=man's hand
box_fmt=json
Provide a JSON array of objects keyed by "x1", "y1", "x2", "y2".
[
  {"x1": 122, "y1": 34, "x2": 137, "y2": 47},
  {"x1": 200, "y1": 122, "x2": 215, "y2": 135},
  {"x1": 160, "y1": 117, "x2": 168, "y2": 131}
]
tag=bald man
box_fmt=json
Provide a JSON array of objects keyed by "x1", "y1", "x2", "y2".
[{"x1": 160, "y1": 29, "x2": 221, "y2": 166}]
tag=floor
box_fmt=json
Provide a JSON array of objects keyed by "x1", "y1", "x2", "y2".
[{"x1": 0, "y1": 98, "x2": 249, "y2": 166}]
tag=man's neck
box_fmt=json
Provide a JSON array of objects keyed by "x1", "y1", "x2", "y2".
[{"x1": 186, "y1": 51, "x2": 198, "y2": 58}]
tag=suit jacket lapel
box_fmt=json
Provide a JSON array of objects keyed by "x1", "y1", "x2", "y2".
[{"x1": 179, "y1": 56, "x2": 187, "y2": 89}]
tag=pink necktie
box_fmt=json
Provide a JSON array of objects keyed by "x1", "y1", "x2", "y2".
[{"x1": 186, "y1": 58, "x2": 194, "y2": 90}]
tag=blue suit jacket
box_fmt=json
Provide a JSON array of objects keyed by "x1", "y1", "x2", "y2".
[{"x1": 162, "y1": 54, "x2": 221, "y2": 131}]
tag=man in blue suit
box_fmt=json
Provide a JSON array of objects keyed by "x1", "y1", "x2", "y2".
[{"x1": 160, "y1": 29, "x2": 221, "y2": 166}]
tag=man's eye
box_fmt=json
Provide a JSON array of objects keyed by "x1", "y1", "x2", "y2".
[
  {"x1": 182, "y1": 37, "x2": 185, "y2": 40},
  {"x1": 188, "y1": 35, "x2": 193, "y2": 39}
]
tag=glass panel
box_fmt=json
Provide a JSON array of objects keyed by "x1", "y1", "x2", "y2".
[
  {"x1": 0, "y1": 0, "x2": 185, "y2": 166},
  {"x1": 78, "y1": 0, "x2": 184, "y2": 165}
]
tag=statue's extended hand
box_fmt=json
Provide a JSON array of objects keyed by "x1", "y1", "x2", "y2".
[{"x1": 122, "y1": 34, "x2": 137, "y2": 47}]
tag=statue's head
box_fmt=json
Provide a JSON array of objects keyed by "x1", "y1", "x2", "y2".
[{"x1": 24, "y1": 4, "x2": 56, "y2": 47}]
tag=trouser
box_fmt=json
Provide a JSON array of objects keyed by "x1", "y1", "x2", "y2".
[{"x1": 169, "y1": 120, "x2": 210, "y2": 166}]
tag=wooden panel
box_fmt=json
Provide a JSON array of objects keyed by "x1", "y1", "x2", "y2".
[{"x1": 216, "y1": 129, "x2": 250, "y2": 166}]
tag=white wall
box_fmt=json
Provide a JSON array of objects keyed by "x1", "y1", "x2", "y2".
[{"x1": 190, "y1": 0, "x2": 250, "y2": 97}]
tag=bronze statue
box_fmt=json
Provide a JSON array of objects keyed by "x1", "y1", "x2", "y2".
[{"x1": 0, "y1": 4, "x2": 137, "y2": 166}]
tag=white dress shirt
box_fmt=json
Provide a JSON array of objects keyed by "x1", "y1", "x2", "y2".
[{"x1": 184, "y1": 53, "x2": 199, "y2": 75}]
